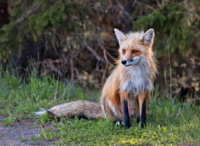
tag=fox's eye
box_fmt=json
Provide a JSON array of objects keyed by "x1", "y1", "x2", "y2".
[
  {"x1": 122, "y1": 49, "x2": 126, "y2": 54},
  {"x1": 132, "y1": 50, "x2": 139, "y2": 54}
]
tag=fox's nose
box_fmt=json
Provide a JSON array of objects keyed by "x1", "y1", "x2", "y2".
[{"x1": 121, "y1": 60, "x2": 127, "y2": 65}]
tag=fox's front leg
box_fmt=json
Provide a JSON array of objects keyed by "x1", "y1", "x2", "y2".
[
  {"x1": 121, "y1": 91, "x2": 131, "y2": 128},
  {"x1": 138, "y1": 93, "x2": 146, "y2": 128}
]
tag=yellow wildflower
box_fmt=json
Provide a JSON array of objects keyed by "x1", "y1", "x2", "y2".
[
  {"x1": 163, "y1": 127, "x2": 167, "y2": 132},
  {"x1": 121, "y1": 140, "x2": 126, "y2": 144}
]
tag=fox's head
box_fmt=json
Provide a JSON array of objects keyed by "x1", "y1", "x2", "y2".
[{"x1": 114, "y1": 28, "x2": 155, "y2": 67}]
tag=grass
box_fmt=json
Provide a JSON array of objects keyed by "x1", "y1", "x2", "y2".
[
  {"x1": 0, "y1": 68, "x2": 200, "y2": 145},
  {"x1": 0, "y1": 68, "x2": 99, "y2": 120}
]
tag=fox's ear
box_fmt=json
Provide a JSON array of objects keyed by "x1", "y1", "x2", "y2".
[
  {"x1": 142, "y1": 28, "x2": 155, "y2": 46},
  {"x1": 114, "y1": 28, "x2": 126, "y2": 45}
]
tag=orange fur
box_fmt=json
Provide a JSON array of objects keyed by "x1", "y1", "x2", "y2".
[{"x1": 101, "y1": 28, "x2": 157, "y2": 122}]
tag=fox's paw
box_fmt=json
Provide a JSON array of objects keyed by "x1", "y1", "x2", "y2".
[{"x1": 115, "y1": 121, "x2": 124, "y2": 126}]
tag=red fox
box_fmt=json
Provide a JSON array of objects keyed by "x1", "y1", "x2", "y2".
[{"x1": 36, "y1": 28, "x2": 157, "y2": 128}]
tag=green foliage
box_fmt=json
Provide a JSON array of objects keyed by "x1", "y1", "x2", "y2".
[
  {"x1": 20, "y1": 137, "x2": 27, "y2": 142},
  {"x1": 29, "y1": 1, "x2": 88, "y2": 36},
  {"x1": 133, "y1": 0, "x2": 200, "y2": 57},
  {"x1": 0, "y1": 0, "x2": 92, "y2": 61},
  {"x1": 3, "y1": 116, "x2": 15, "y2": 126}
]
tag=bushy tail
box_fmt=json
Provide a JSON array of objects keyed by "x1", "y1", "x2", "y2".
[{"x1": 35, "y1": 100, "x2": 105, "y2": 120}]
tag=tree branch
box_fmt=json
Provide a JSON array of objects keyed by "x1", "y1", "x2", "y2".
[
  {"x1": 15, "y1": 3, "x2": 42, "y2": 24},
  {"x1": 86, "y1": 45, "x2": 105, "y2": 63}
]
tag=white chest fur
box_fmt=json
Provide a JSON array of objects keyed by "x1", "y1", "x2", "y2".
[{"x1": 120, "y1": 59, "x2": 153, "y2": 97}]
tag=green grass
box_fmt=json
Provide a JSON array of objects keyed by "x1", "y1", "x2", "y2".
[
  {"x1": 0, "y1": 68, "x2": 99, "y2": 119},
  {"x1": 0, "y1": 68, "x2": 199, "y2": 145}
]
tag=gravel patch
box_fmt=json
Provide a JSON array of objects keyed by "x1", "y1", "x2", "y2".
[{"x1": 0, "y1": 118, "x2": 55, "y2": 146}]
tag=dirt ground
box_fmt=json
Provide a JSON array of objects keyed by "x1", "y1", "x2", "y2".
[{"x1": 0, "y1": 117, "x2": 55, "y2": 146}]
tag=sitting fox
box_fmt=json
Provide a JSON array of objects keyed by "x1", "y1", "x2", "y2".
[{"x1": 36, "y1": 28, "x2": 157, "y2": 128}]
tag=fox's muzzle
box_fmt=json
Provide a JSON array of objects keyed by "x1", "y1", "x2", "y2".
[{"x1": 121, "y1": 57, "x2": 141, "y2": 66}]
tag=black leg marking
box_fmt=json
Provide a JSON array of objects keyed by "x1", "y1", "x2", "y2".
[
  {"x1": 137, "y1": 116, "x2": 140, "y2": 124},
  {"x1": 141, "y1": 99, "x2": 146, "y2": 128},
  {"x1": 123, "y1": 100, "x2": 131, "y2": 128}
]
